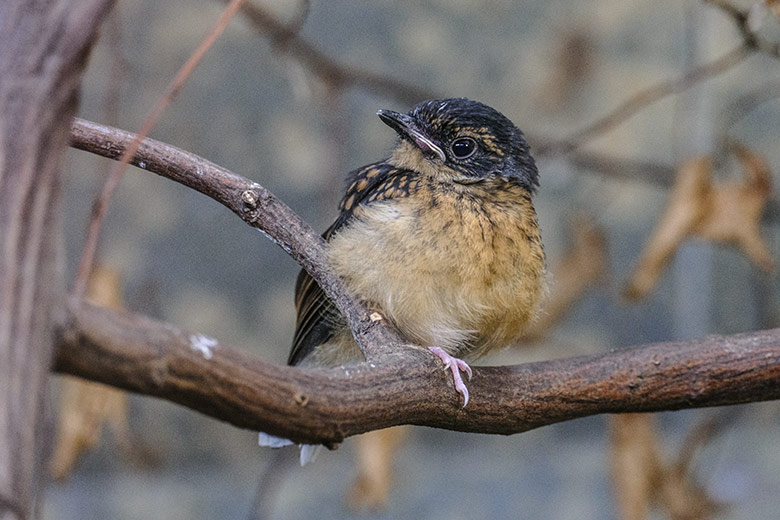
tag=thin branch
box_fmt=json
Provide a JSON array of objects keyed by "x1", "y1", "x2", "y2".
[
  {"x1": 557, "y1": 150, "x2": 678, "y2": 187},
  {"x1": 535, "y1": 148, "x2": 780, "y2": 223},
  {"x1": 55, "y1": 301, "x2": 780, "y2": 444},
  {"x1": 64, "y1": 118, "x2": 780, "y2": 443},
  {"x1": 538, "y1": 44, "x2": 751, "y2": 156},
  {"x1": 72, "y1": 0, "x2": 248, "y2": 300},
  {"x1": 230, "y1": 0, "x2": 770, "y2": 208},
  {"x1": 716, "y1": 78, "x2": 780, "y2": 148},
  {"x1": 227, "y1": 0, "x2": 436, "y2": 104},
  {"x1": 538, "y1": 0, "x2": 780, "y2": 155},
  {"x1": 285, "y1": 0, "x2": 311, "y2": 35},
  {"x1": 68, "y1": 117, "x2": 403, "y2": 361},
  {"x1": 230, "y1": 0, "x2": 773, "y2": 211},
  {"x1": 706, "y1": 0, "x2": 780, "y2": 58}
]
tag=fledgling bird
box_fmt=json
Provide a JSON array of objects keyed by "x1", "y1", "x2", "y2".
[{"x1": 260, "y1": 98, "x2": 546, "y2": 463}]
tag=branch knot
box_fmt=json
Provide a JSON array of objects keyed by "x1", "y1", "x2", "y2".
[{"x1": 241, "y1": 189, "x2": 259, "y2": 208}]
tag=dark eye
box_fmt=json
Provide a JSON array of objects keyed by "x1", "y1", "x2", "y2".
[{"x1": 450, "y1": 137, "x2": 477, "y2": 159}]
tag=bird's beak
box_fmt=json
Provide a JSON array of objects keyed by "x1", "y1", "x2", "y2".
[{"x1": 377, "y1": 109, "x2": 446, "y2": 162}]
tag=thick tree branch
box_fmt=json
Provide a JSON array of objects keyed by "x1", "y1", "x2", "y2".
[
  {"x1": 1, "y1": 1, "x2": 115, "y2": 517},
  {"x1": 66, "y1": 118, "x2": 780, "y2": 446},
  {"x1": 55, "y1": 302, "x2": 780, "y2": 445},
  {"x1": 69, "y1": 118, "x2": 404, "y2": 362}
]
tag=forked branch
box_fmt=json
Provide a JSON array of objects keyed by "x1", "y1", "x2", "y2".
[
  {"x1": 55, "y1": 302, "x2": 780, "y2": 444},
  {"x1": 65, "y1": 118, "x2": 780, "y2": 444},
  {"x1": 69, "y1": 117, "x2": 403, "y2": 361}
]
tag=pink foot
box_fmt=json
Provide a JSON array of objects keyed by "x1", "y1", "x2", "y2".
[{"x1": 428, "y1": 346, "x2": 473, "y2": 407}]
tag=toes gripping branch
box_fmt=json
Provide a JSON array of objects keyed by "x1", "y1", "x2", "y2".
[{"x1": 428, "y1": 346, "x2": 473, "y2": 407}]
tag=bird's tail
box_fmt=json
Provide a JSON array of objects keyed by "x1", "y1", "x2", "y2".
[{"x1": 258, "y1": 432, "x2": 321, "y2": 466}]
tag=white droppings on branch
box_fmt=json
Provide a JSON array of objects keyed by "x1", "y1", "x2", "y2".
[
  {"x1": 190, "y1": 333, "x2": 219, "y2": 359},
  {"x1": 256, "y1": 228, "x2": 291, "y2": 253}
]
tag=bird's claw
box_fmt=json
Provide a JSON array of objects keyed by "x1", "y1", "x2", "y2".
[{"x1": 428, "y1": 346, "x2": 473, "y2": 407}]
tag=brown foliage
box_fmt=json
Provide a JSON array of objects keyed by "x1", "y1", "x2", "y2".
[{"x1": 625, "y1": 146, "x2": 774, "y2": 301}]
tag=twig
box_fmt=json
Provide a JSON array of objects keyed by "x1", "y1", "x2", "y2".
[
  {"x1": 102, "y1": 8, "x2": 124, "y2": 131},
  {"x1": 675, "y1": 408, "x2": 741, "y2": 472},
  {"x1": 556, "y1": 150, "x2": 678, "y2": 187},
  {"x1": 538, "y1": 44, "x2": 751, "y2": 155},
  {"x1": 536, "y1": 148, "x2": 780, "y2": 223},
  {"x1": 55, "y1": 301, "x2": 780, "y2": 444},
  {"x1": 226, "y1": 0, "x2": 436, "y2": 104},
  {"x1": 716, "y1": 79, "x2": 780, "y2": 149},
  {"x1": 285, "y1": 0, "x2": 311, "y2": 35},
  {"x1": 540, "y1": 0, "x2": 780, "y2": 155},
  {"x1": 68, "y1": 117, "x2": 403, "y2": 361},
  {"x1": 706, "y1": 0, "x2": 780, "y2": 58},
  {"x1": 72, "y1": 0, "x2": 248, "y2": 300}
]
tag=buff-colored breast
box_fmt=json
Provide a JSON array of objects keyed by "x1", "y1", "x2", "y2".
[{"x1": 325, "y1": 178, "x2": 546, "y2": 364}]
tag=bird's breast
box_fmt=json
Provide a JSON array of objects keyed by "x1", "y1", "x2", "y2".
[{"x1": 328, "y1": 181, "x2": 546, "y2": 359}]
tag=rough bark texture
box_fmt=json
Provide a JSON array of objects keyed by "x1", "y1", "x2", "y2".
[
  {"x1": 55, "y1": 302, "x2": 780, "y2": 446},
  {"x1": 69, "y1": 117, "x2": 405, "y2": 361},
  {"x1": 64, "y1": 117, "x2": 780, "y2": 446},
  {"x1": 0, "y1": 2, "x2": 113, "y2": 518}
]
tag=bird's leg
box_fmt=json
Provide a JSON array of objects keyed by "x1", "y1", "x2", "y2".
[{"x1": 428, "y1": 346, "x2": 473, "y2": 407}]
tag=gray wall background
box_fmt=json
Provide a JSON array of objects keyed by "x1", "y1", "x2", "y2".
[{"x1": 48, "y1": 0, "x2": 780, "y2": 518}]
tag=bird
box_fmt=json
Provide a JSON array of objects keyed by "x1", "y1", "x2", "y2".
[{"x1": 260, "y1": 98, "x2": 546, "y2": 463}]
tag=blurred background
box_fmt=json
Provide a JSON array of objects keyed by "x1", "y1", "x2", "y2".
[{"x1": 48, "y1": 0, "x2": 780, "y2": 518}]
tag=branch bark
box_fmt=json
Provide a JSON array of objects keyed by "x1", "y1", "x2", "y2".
[
  {"x1": 55, "y1": 302, "x2": 780, "y2": 445},
  {"x1": 69, "y1": 117, "x2": 404, "y2": 361},
  {"x1": 0, "y1": 1, "x2": 114, "y2": 518},
  {"x1": 64, "y1": 118, "x2": 780, "y2": 447}
]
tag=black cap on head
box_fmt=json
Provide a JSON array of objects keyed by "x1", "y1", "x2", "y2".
[{"x1": 379, "y1": 98, "x2": 538, "y2": 191}]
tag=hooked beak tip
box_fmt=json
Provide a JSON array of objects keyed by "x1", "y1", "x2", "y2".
[{"x1": 377, "y1": 109, "x2": 446, "y2": 162}]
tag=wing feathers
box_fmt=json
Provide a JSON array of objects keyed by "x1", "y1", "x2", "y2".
[{"x1": 287, "y1": 162, "x2": 415, "y2": 365}]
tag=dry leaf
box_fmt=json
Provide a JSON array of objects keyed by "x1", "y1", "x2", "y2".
[
  {"x1": 537, "y1": 30, "x2": 594, "y2": 111},
  {"x1": 610, "y1": 414, "x2": 663, "y2": 520},
  {"x1": 523, "y1": 214, "x2": 608, "y2": 339},
  {"x1": 50, "y1": 265, "x2": 149, "y2": 481},
  {"x1": 625, "y1": 145, "x2": 774, "y2": 301},
  {"x1": 610, "y1": 414, "x2": 723, "y2": 520},
  {"x1": 346, "y1": 426, "x2": 409, "y2": 511}
]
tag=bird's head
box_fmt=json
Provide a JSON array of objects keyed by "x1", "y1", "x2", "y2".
[{"x1": 378, "y1": 98, "x2": 538, "y2": 191}]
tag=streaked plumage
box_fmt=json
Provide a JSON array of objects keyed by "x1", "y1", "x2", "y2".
[
  {"x1": 261, "y1": 98, "x2": 546, "y2": 464},
  {"x1": 291, "y1": 98, "x2": 545, "y2": 388}
]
